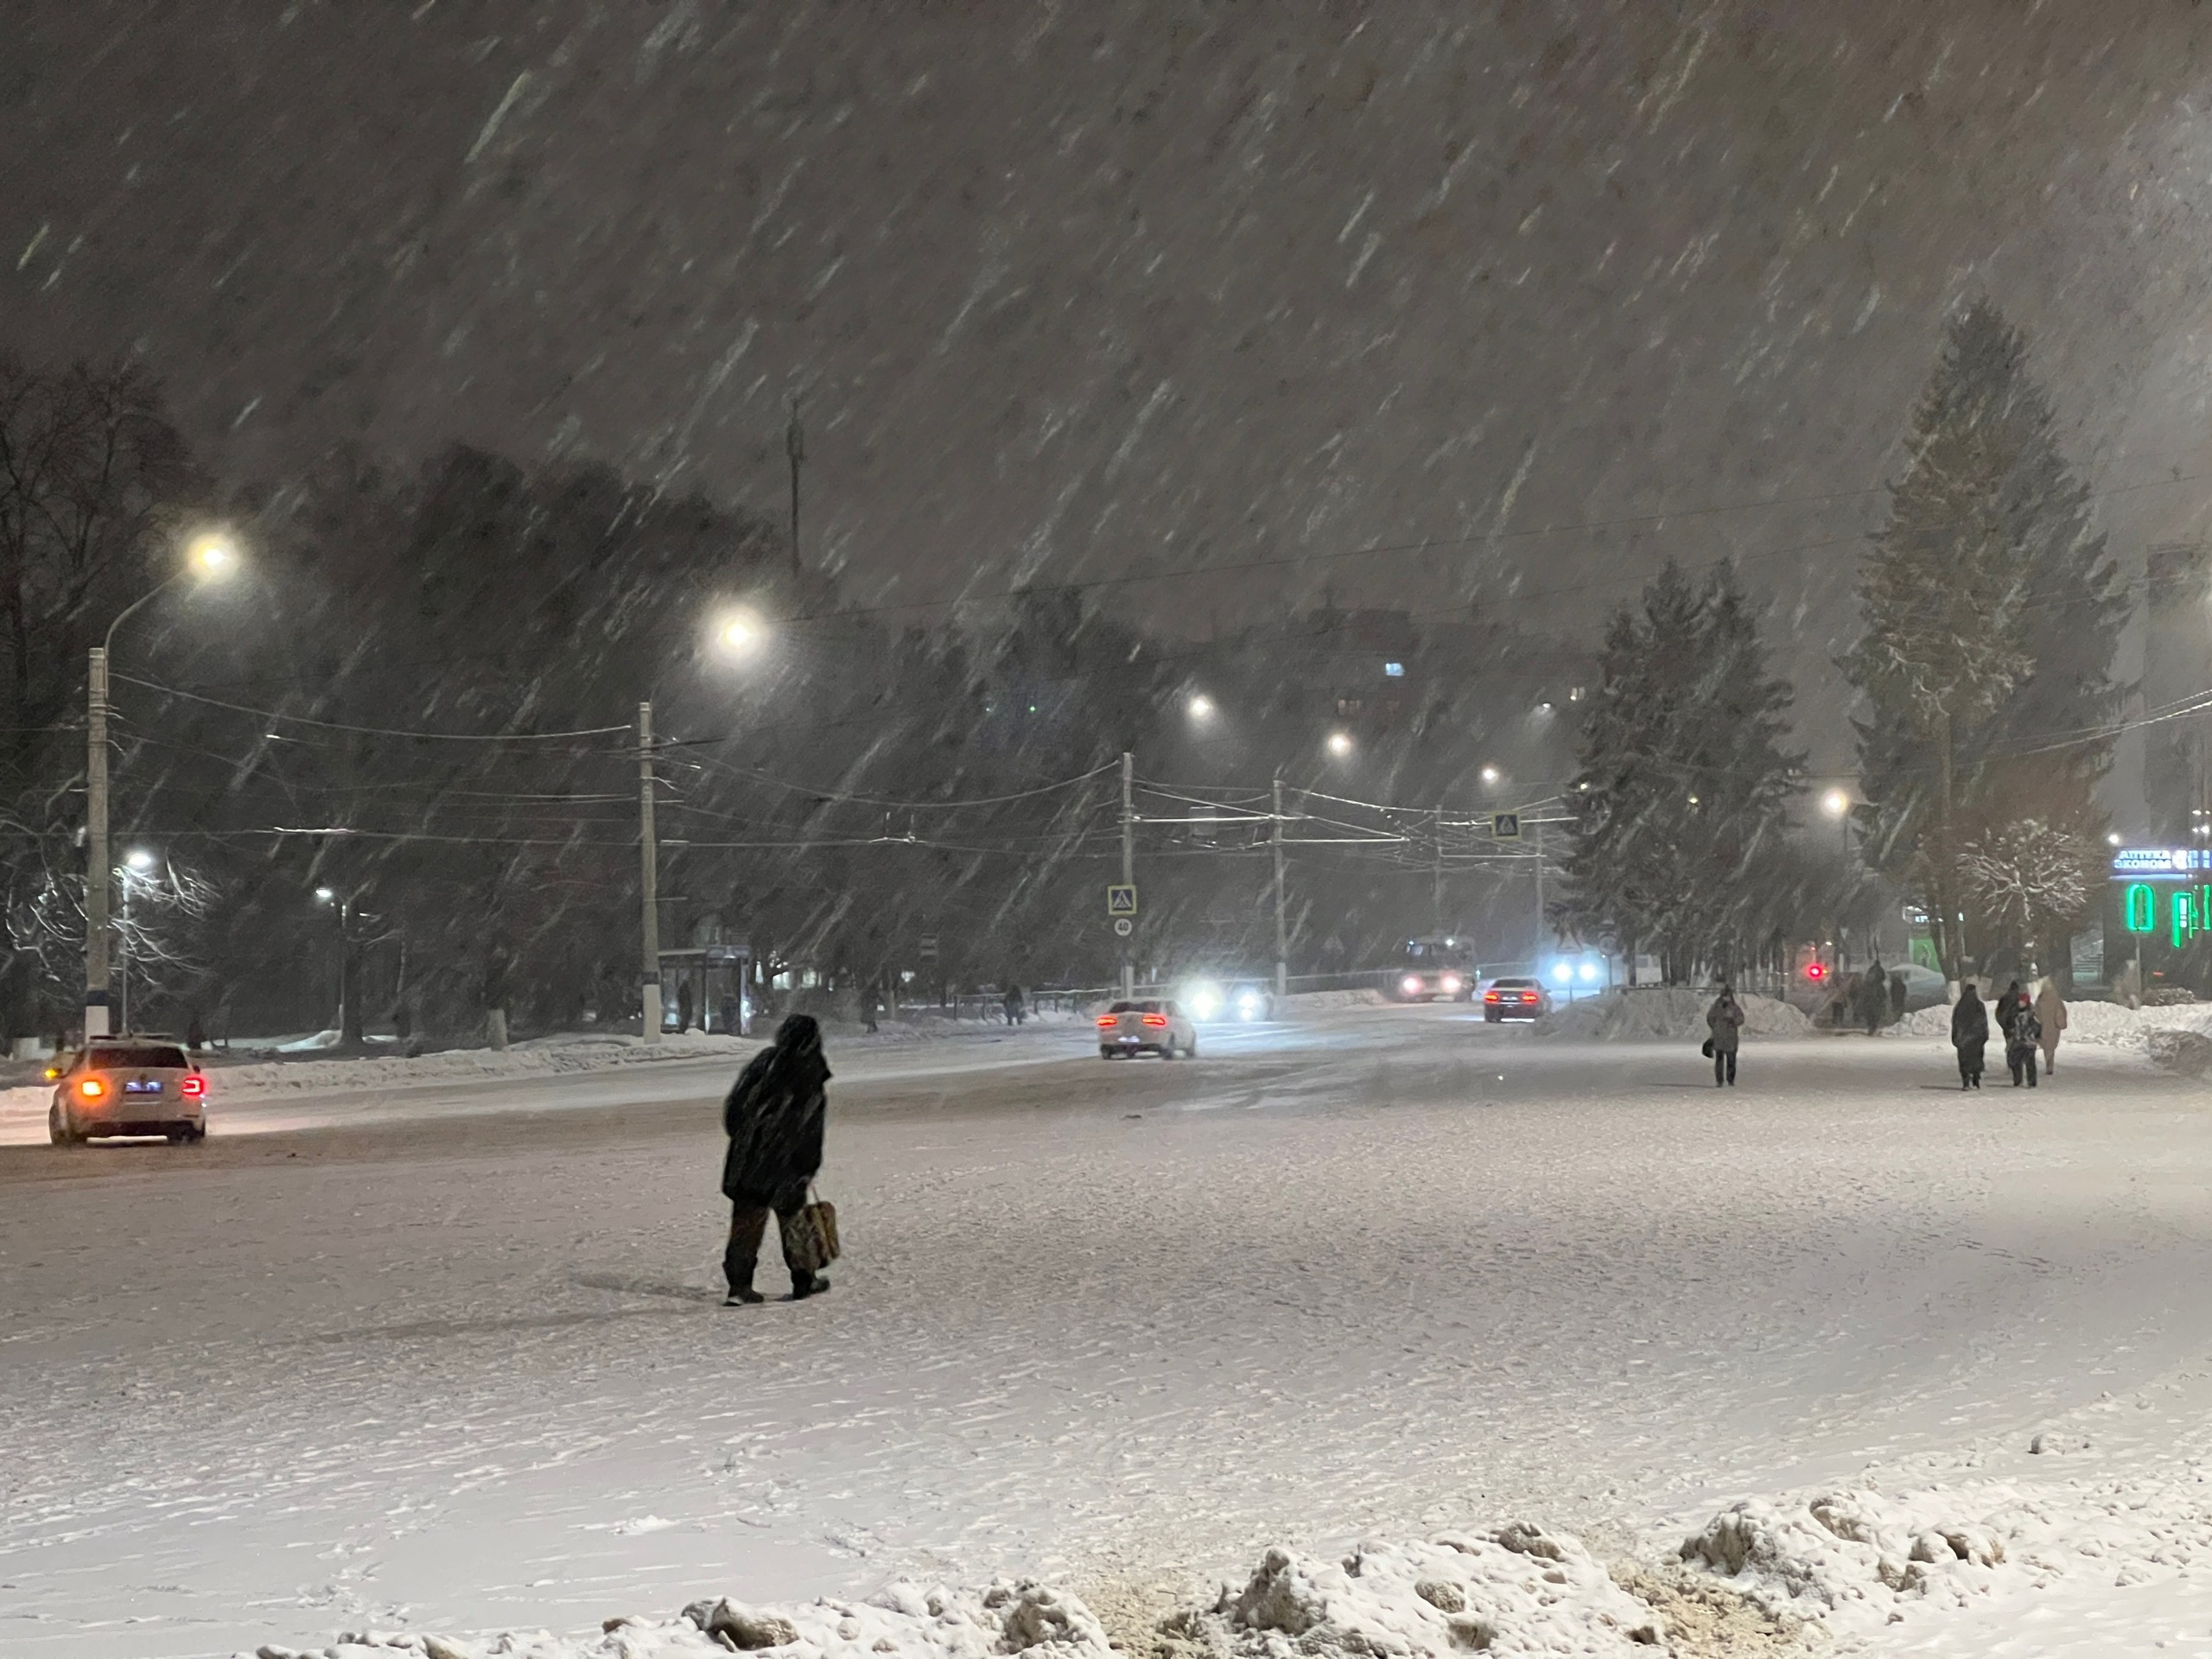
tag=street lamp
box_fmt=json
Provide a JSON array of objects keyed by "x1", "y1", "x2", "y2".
[
  {"x1": 84, "y1": 529, "x2": 243, "y2": 1039},
  {"x1": 1480, "y1": 765, "x2": 1502, "y2": 786},
  {"x1": 1187, "y1": 693, "x2": 1215, "y2": 722},
  {"x1": 1325, "y1": 730, "x2": 1353, "y2": 759},
  {"x1": 712, "y1": 607, "x2": 767, "y2": 658}
]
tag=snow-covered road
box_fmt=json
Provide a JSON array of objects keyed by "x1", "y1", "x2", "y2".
[{"x1": 5, "y1": 1006, "x2": 2212, "y2": 1656}]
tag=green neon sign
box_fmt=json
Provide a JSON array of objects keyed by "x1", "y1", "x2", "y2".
[
  {"x1": 2126, "y1": 883, "x2": 2156, "y2": 933},
  {"x1": 2177, "y1": 889, "x2": 2197, "y2": 950}
]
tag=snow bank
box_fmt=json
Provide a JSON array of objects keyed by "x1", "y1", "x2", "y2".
[
  {"x1": 229, "y1": 1466, "x2": 2212, "y2": 1659},
  {"x1": 1533, "y1": 988, "x2": 1810, "y2": 1042},
  {"x1": 1205, "y1": 1531, "x2": 1664, "y2": 1656},
  {"x1": 1888, "y1": 995, "x2": 2212, "y2": 1062},
  {"x1": 1675, "y1": 1471, "x2": 2212, "y2": 1643},
  {"x1": 204, "y1": 1032, "x2": 760, "y2": 1099},
  {"x1": 243, "y1": 1580, "x2": 1111, "y2": 1659}
]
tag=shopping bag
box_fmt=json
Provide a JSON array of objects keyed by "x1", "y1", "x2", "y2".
[
  {"x1": 782, "y1": 1191, "x2": 841, "y2": 1272},
  {"x1": 1700, "y1": 1037, "x2": 1714, "y2": 1059}
]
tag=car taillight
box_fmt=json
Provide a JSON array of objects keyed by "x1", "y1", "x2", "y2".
[
  {"x1": 1521, "y1": 992, "x2": 1538, "y2": 1003},
  {"x1": 1097, "y1": 1015, "x2": 1118, "y2": 1027},
  {"x1": 181, "y1": 1075, "x2": 207, "y2": 1099},
  {"x1": 1141, "y1": 1014, "x2": 1168, "y2": 1027},
  {"x1": 1484, "y1": 990, "x2": 1501, "y2": 1002},
  {"x1": 79, "y1": 1078, "x2": 105, "y2": 1098}
]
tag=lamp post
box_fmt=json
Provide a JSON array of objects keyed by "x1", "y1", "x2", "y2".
[
  {"x1": 84, "y1": 531, "x2": 239, "y2": 1039},
  {"x1": 1821, "y1": 788, "x2": 1853, "y2": 969}
]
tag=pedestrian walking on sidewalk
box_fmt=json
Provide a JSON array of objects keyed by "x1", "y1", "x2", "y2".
[
  {"x1": 720, "y1": 1013, "x2": 832, "y2": 1305},
  {"x1": 2007, "y1": 1001, "x2": 2043, "y2": 1088},
  {"x1": 2035, "y1": 978, "x2": 2067, "y2": 1076},
  {"x1": 1706, "y1": 984, "x2": 1744, "y2": 1086},
  {"x1": 1952, "y1": 982, "x2": 1989, "y2": 1090}
]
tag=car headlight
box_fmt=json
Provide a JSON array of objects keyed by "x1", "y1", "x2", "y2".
[
  {"x1": 1402, "y1": 975, "x2": 1423, "y2": 995},
  {"x1": 1235, "y1": 991, "x2": 1262, "y2": 1020},
  {"x1": 1440, "y1": 973, "x2": 1462, "y2": 995},
  {"x1": 1187, "y1": 984, "x2": 1223, "y2": 1020}
]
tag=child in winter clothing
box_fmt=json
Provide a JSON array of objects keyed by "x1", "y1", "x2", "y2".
[{"x1": 2007, "y1": 1002, "x2": 2043, "y2": 1088}]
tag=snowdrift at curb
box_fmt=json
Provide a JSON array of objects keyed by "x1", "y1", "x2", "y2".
[
  {"x1": 1887, "y1": 994, "x2": 2212, "y2": 1062},
  {"x1": 240, "y1": 1459, "x2": 2212, "y2": 1659},
  {"x1": 1533, "y1": 988, "x2": 1810, "y2": 1043}
]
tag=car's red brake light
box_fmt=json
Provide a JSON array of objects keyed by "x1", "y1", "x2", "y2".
[
  {"x1": 181, "y1": 1075, "x2": 207, "y2": 1099},
  {"x1": 78, "y1": 1077, "x2": 104, "y2": 1098},
  {"x1": 1521, "y1": 992, "x2": 1539, "y2": 1002},
  {"x1": 1141, "y1": 1014, "x2": 1168, "y2": 1027},
  {"x1": 1484, "y1": 990, "x2": 1501, "y2": 1002},
  {"x1": 1096, "y1": 1015, "x2": 1118, "y2": 1028}
]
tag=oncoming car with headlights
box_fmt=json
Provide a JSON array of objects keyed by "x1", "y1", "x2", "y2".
[
  {"x1": 47, "y1": 1036, "x2": 208, "y2": 1145},
  {"x1": 1181, "y1": 979, "x2": 1274, "y2": 1023},
  {"x1": 1390, "y1": 936, "x2": 1473, "y2": 1001}
]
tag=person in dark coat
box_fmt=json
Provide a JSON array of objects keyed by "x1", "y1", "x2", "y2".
[
  {"x1": 1889, "y1": 969, "x2": 1908, "y2": 1023},
  {"x1": 720, "y1": 1013, "x2": 831, "y2": 1304},
  {"x1": 1951, "y1": 982, "x2": 1989, "y2": 1090},
  {"x1": 2006, "y1": 1000, "x2": 2043, "y2": 1088},
  {"x1": 677, "y1": 980, "x2": 695, "y2": 1034},
  {"x1": 1858, "y1": 958, "x2": 1889, "y2": 1035},
  {"x1": 1993, "y1": 980, "x2": 2025, "y2": 1045},
  {"x1": 1706, "y1": 985, "x2": 1744, "y2": 1086}
]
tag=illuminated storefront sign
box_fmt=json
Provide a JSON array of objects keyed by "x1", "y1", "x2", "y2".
[{"x1": 2112, "y1": 848, "x2": 2212, "y2": 877}]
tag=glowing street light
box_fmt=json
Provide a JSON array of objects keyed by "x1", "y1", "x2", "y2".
[
  {"x1": 315, "y1": 887, "x2": 336, "y2": 904},
  {"x1": 1479, "y1": 765, "x2": 1502, "y2": 786},
  {"x1": 1325, "y1": 730, "x2": 1354, "y2": 759},
  {"x1": 1187, "y1": 693, "x2": 1215, "y2": 721},
  {"x1": 85, "y1": 527, "x2": 247, "y2": 1038},
  {"x1": 124, "y1": 849, "x2": 157, "y2": 873},
  {"x1": 187, "y1": 530, "x2": 240, "y2": 579},
  {"x1": 1821, "y1": 788, "x2": 1851, "y2": 818},
  {"x1": 714, "y1": 607, "x2": 767, "y2": 658}
]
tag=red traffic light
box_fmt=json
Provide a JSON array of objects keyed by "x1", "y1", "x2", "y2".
[{"x1": 1805, "y1": 962, "x2": 1826, "y2": 981}]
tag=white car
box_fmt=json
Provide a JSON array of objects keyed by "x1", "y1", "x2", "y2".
[
  {"x1": 1096, "y1": 999, "x2": 1198, "y2": 1059},
  {"x1": 48, "y1": 1037, "x2": 208, "y2": 1145}
]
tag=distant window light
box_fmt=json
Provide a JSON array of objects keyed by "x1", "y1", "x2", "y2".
[
  {"x1": 1568, "y1": 686, "x2": 1586, "y2": 702},
  {"x1": 1383, "y1": 661, "x2": 1405, "y2": 678}
]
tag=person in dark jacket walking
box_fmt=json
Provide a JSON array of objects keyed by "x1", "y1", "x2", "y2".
[
  {"x1": 1951, "y1": 982, "x2": 1989, "y2": 1090},
  {"x1": 720, "y1": 1013, "x2": 831, "y2": 1305},
  {"x1": 1857, "y1": 958, "x2": 1889, "y2": 1035},
  {"x1": 2006, "y1": 1000, "x2": 2043, "y2": 1088},
  {"x1": 1706, "y1": 985, "x2": 1744, "y2": 1085},
  {"x1": 1993, "y1": 980, "x2": 2025, "y2": 1046}
]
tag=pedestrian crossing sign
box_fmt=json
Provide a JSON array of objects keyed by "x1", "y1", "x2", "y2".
[
  {"x1": 1107, "y1": 883, "x2": 1138, "y2": 917},
  {"x1": 1491, "y1": 812, "x2": 1522, "y2": 842}
]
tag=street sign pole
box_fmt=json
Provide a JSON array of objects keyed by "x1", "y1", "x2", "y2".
[
  {"x1": 638, "y1": 702, "x2": 660, "y2": 1043},
  {"x1": 1272, "y1": 772, "x2": 1287, "y2": 997},
  {"x1": 1120, "y1": 750, "x2": 1135, "y2": 1001}
]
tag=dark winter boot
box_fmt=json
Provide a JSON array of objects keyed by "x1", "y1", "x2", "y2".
[
  {"x1": 723, "y1": 1284, "x2": 766, "y2": 1307},
  {"x1": 789, "y1": 1272, "x2": 830, "y2": 1300}
]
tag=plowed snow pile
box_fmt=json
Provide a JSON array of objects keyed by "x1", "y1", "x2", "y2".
[
  {"x1": 243, "y1": 1470, "x2": 2212, "y2": 1659},
  {"x1": 1888, "y1": 995, "x2": 2212, "y2": 1054},
  {"x1": 1535, "y1": 988, "x2": 1810, "y2": 1042}
]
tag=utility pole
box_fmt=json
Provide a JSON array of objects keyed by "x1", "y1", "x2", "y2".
[
  {"x1": 1532, "y1": 817, "x2": 1546, "y2": 975},
  {"x1": 639, "y1": 702, "x2": 662, "y2": 1041},
  {"x1": 786, "y1": 395, "x2": 804, "y2": 578},
  {"x1": 84, "y1": 646, "x2": 111, "y2": 1039},
  {"x1": 1273, "y1": 772, "x2": 1288, "y2": 996},
  {"x1": 1120, "y1": 750, "x2": 1135, "y2": 1001},
  {"x1": 1431, "y1": 805, "x2": 1445, "y2": 938}
]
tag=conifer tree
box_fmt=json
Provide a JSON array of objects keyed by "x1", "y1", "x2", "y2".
[
  {"x1": 1846, "y1": 301, "x2": 2121, "y2": 981},
  {"x1": 1565, "y1": 561, "x2": 1802, "y2": 983}
]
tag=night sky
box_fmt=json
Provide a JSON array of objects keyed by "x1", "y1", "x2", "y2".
[{"x1": 10, "y1": 1, "x2": 2212, "y2": 770}]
